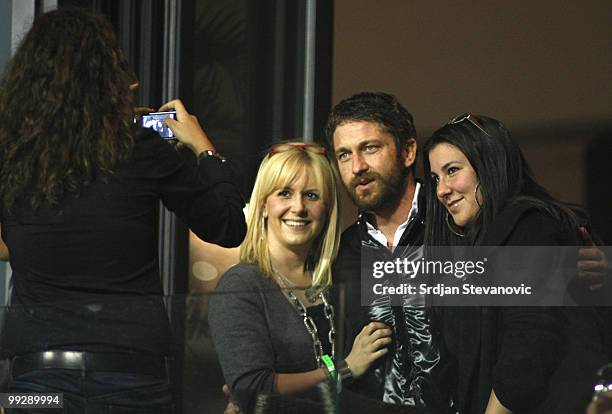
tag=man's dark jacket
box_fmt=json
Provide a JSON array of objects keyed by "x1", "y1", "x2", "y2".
[{"x1": 333, "y1": 188, "x2": 454, "y2": 413}]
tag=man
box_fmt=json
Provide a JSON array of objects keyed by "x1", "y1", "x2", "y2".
[{"x1": 324, "y1": 92, "x2": 454, "y2": 412}]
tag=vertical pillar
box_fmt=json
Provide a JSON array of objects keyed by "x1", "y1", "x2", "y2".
[{"x1": 0, "y1": 0, "x2": 37, "y2": 305}]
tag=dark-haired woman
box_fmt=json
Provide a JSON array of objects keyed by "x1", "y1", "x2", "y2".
[
  {"x1": 423, "y1": 115, "x2": 608, "y2": 413},
  {"x1": 0, "y1": 9, "x2": 245, "y2": 413}
]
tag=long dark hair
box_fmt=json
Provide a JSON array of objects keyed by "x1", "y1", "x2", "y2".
[
  {"x1": 0, "y1": 8, "x2": 135, "y2": 213},
  {"x1": 423, "y1": 115, "x2": 583, "y2": 246}
]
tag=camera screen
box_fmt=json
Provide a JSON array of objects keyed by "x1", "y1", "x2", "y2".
[{"x1": 141, "y1": 111, "x2": 176, "y2": 139}]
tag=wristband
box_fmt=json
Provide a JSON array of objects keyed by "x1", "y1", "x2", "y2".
[
  {"x1": 320, "y1": 354, "x2": 336, "y2": 380},
  {"x1": 336, "y1": 359, "x2": 353, "y2": 382}
]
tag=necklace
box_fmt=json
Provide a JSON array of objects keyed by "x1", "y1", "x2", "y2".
[
  {"x1": 273, "y1": 268, "x2": 319, "y2": 303},
  {"x1": 273, "y1": 268, "x2": 336, "y2": 364}
]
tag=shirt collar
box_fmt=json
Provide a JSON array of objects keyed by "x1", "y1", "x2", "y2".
[{"x1": 363, "y1": 182, "x2": 421, "y2": 248}]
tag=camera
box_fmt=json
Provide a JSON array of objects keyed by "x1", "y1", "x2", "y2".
[{"x1": 141, "y1": 111, "x2": 176, "y2": 139}]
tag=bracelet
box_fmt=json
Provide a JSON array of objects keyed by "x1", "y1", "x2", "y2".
[
  {"x1": 336, "y1": 359, "x2": 353, "y2": 382},
  {"x1": 320, "y1": 354, "x2": 337, "y2": 380},
  {"x1": 197, "y1": 149, "x2": 227, "y2": 163}
]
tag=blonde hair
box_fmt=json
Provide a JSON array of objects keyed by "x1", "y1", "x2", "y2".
[{"x1": 240, "y1": 142, "x2": 341, "y2": 290}]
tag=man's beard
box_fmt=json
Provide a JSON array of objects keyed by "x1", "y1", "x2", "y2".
[{"x1": 347, "y1": 162, "x2": 409, "y2": 212}]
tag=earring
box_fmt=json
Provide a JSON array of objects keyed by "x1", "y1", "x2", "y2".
[
  {"x1": 474, "y1": 183, "x2": 482, "y2": 208},
  {"x1": 260, "y1": 217, "x2": 267, "y2": 240},
  {"x1": 446, "y1": 212, "x2": 465, "y2": 238}
]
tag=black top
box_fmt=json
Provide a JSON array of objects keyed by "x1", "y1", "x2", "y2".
[
  {"x1": 441, "y1": 202, "x2": 609, "y2": 413},
  {"x1": 1, "y1": 128, "x2": 246, "y2": 357}
]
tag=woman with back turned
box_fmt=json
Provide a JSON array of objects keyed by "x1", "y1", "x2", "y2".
[{"x1": 0, "y1": 8, "x2": 246, "y2": 413}]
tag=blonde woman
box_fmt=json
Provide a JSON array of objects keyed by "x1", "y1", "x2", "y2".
[{"x1": 209, "y1": 142, "x2": 391, "y2": 413}]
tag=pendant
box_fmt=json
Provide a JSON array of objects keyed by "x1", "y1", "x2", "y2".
[{"x1": 305, "y1": 287, "x2": 319, "y2": 304}]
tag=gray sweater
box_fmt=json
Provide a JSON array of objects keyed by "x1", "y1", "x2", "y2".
[{"x1": 208, "y1": 263, "x2": 330, "y2": 412}]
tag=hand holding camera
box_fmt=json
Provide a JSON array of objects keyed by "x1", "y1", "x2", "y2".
[
  {"x1": 157, "y1": 99, "x2": 215, "y2": 156},
  {"x1": 142, "y1": 111, "x2": 177, "y2": 139}
]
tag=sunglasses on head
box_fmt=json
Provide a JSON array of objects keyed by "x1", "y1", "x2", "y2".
[
  {"x1": 269, "y1": 143, "x2": 327, "y2": 156},
  {"x1": 447, "y1": 113, "x2": 490, "y2": 137}
]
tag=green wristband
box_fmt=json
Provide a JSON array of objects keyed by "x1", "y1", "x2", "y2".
[{"x1": 320, "y1": 354, "x2": 337, "y2": 380}]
